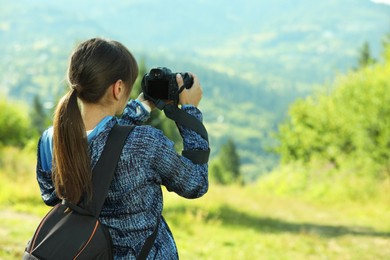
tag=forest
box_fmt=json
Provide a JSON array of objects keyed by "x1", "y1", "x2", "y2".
[
  {"x1": 1, "y1": 35, "x2": 390, "y2": 259},
  {"x1": 1, "y1": 0, "x2": 389, "y2": 181},
  {"x1": 1, "y1": 1, "x2": 390, "y2": 259}
]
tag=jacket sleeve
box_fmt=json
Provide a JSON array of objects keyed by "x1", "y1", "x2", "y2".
[
  {"x1": 150, "y1": 106, "x2": 209, "y2": 199},
  {"x1": 120, "y1": 100, "x2": 150, "y2": 125},
  {"x1": 36, "y1": 136, "x2": 61, "y2": 206}
]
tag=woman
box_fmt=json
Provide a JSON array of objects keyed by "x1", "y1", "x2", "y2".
[{"x1": 36, "y1": 38, "x2": 209, "y2": 259}]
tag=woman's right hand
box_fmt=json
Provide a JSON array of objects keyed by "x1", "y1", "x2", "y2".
[{"x1": 177, "y1": 73, "x2": 203, "y2": 107}]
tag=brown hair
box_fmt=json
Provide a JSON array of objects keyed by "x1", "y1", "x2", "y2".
[{"x1": 53, "y1": 38, "x2": 138, "y2": 204}]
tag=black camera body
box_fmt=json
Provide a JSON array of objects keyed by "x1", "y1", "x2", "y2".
[{"x1": 142, "y1": 67, "x2": 193, "y2": 103}]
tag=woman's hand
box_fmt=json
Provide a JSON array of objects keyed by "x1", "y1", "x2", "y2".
[
  {"x1": 177, "y1": 73, "x2": 203, "y2": 107},
  {"x1": 137, "y1": 93, "x2": 155, "y2": 111}
]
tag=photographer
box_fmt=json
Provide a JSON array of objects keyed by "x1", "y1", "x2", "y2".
[{"x1": 36, "y1": 38, "x2": 209, "y2": 259}]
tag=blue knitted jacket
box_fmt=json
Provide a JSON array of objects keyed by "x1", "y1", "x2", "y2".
[{"x1": 36, "y1": 100, "x2": 209, "y2": 259}]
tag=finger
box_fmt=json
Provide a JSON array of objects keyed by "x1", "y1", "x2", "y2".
[
  {"x1": 189, "y1": 73, "x2": 200, "y2": 89},
  {"x1": 176, "y1": 73, "x2": 184, "y2": 88},
  {"x1": 137, "y1": 92, "x2": 145, "y2": 101}
]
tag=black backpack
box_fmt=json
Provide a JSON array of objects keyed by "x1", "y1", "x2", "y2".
[{"x1": 23, "y1": 125, "x2": 159, "y2": 260}]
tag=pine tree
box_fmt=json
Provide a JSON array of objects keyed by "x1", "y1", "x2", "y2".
[
  {"x1": 30, "y1": 95, "x2": 48, "y2": 135},
  {"x1": 220, "y1": 139, "x2": 241, "y2": 181},
  {"x1": 211, "y1": 139, "x2": 241, "y2": 184},
  {"x1": 357, "y1": 41, "x2": 376, "y2": 68}
]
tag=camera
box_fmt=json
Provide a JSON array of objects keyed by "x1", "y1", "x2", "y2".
[{"x1": 141, "y1": 67, "x2": 193, "y2": 103}]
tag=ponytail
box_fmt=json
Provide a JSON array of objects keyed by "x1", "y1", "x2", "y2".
[
  {"x1": 53, "y1": 89, "x2": 92, "y2": 204},
  {"x1": 52, "y1": 37, "x2": 138, "y2": 204}
]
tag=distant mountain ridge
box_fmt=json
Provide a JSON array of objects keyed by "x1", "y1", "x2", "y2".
[
  {"x1": 1, "y1": 0, "x2": 389, "y2": 180},
  {"x1": 2, "y1": 0, "x2": 389, "y2": 94}
]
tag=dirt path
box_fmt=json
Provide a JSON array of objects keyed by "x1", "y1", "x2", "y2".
[{"x1": 0, "y1": 209, "x2": 42, "y2": 260}]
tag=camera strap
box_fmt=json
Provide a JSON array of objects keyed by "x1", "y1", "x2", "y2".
[
  {"x1": 163, "y1": 104, "x2": 208, "y2": 142},
  {"x1": 154, "y1": 101, "x2": 210, "y2": 164}
]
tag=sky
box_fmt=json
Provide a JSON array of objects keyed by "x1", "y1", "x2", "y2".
[{"x1": 371, "y1": 0, "x2": 390, "y2": 5}]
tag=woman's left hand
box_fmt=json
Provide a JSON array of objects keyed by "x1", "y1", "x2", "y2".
[{"x1": 137, "y1": 93, "x2": 156, "y2": 111}]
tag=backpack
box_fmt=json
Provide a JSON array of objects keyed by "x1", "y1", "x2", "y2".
[{"x1": 23, "y1": 125, "x2": 159, "y2": 260}]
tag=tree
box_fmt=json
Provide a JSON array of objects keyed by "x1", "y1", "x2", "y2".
[
  {"x1": 356, "y1": 41, "x2": 376, "y2": 69},
  {"x1": 0, "y1": 98, "x2": 32, "y2": 147},
  {"x1": 130, "y1": 57, "x2": 147, "y2": 100},
  {"x1": 382, "y1": 33, "x2": 390, "y2": 62},
  {"x1": 30, "y1": 95, "x2": 51, "y2": 135},
  {"x1": 275, "y1": 39, "x2": 390, "y2": 176},
  {"x1": 220, "y1": 139, "x2": 241, "y2": 180},
  {"x1": 211, "y1": 139, "x2": 241, "y2": 184}
]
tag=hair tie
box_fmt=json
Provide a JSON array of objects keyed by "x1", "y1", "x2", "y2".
[{"x1": 71, "y1": 84, "x2": 81, "y2": 95}]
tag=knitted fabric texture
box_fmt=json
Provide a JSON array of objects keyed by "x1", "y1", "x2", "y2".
[{"x1": 36, "y1": 100, "x2": 209, "y2": 259}]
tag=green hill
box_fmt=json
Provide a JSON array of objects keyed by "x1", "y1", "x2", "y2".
[{"x1": 1, "y1": 0, "x2": 389, "y2": 180}]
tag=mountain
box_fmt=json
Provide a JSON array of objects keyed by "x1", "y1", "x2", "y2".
[{"x1": 1, "y1": 0, "x2": 389, "y2": 181}]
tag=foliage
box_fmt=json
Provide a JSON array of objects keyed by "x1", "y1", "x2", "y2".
[
  {"x1": 2, "y1": 0, "x2": 389, "y2": 181},
  {"x1": 356, "y1": 41, "x2": 377, "y2": 69},
  {"x1": 0, "y1": 98, "x2": 33, "y2": 147},
  {"x1": 148, "y1": 110, "x2": 183, "y2": 151},
  {"x1": 130, "y1": 57, "x2": 146, "y2": 101},
  {"x1": 0, "y1": 145, "x2": 43, "y2": 213},
  {"x1": 2, "y1": 174, "x2": 390, "y2": 259},
  {"x1": 275, "y1": 42, "x2": 390, "y2": 179},
  {"x1": 210, "y1": 139, "x2": 241, "y2": 184},
  {"x1": 29, "y1": 95, "x2": 52, "y2": 136},
  {"x1": 1, "y1": 125, "x2": 390, "y2": 260},
  {"x1": 257, "y1": 159, "x2": 390, "y2": 204}
]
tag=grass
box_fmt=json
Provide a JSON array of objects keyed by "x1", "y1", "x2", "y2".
[
  {"x1": 1, "y1": 146, "x2": 390, "y2": 259},
  {"x1": 163, "y1": 184, "x2": 390, "y2": 260}
]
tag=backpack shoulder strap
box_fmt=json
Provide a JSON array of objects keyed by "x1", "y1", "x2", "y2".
[
  {"x1": 137, "y1": 217, "x2": 160, "y2": 260},
  {"x1": 82, "y1": 124, "x2": 135, "y2": 217}
]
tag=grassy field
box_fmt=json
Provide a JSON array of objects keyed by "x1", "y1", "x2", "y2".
[
  {"x1": 1, "y1": 146, "x2": 390, "y2": 259},
  {"x1": 165, "y1": 184, "x2": 390, "y2": 260}
]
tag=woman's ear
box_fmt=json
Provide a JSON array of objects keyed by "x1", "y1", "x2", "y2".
[{"x1": 112, "y1": 80, "x2": 123, "y2": 101}]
